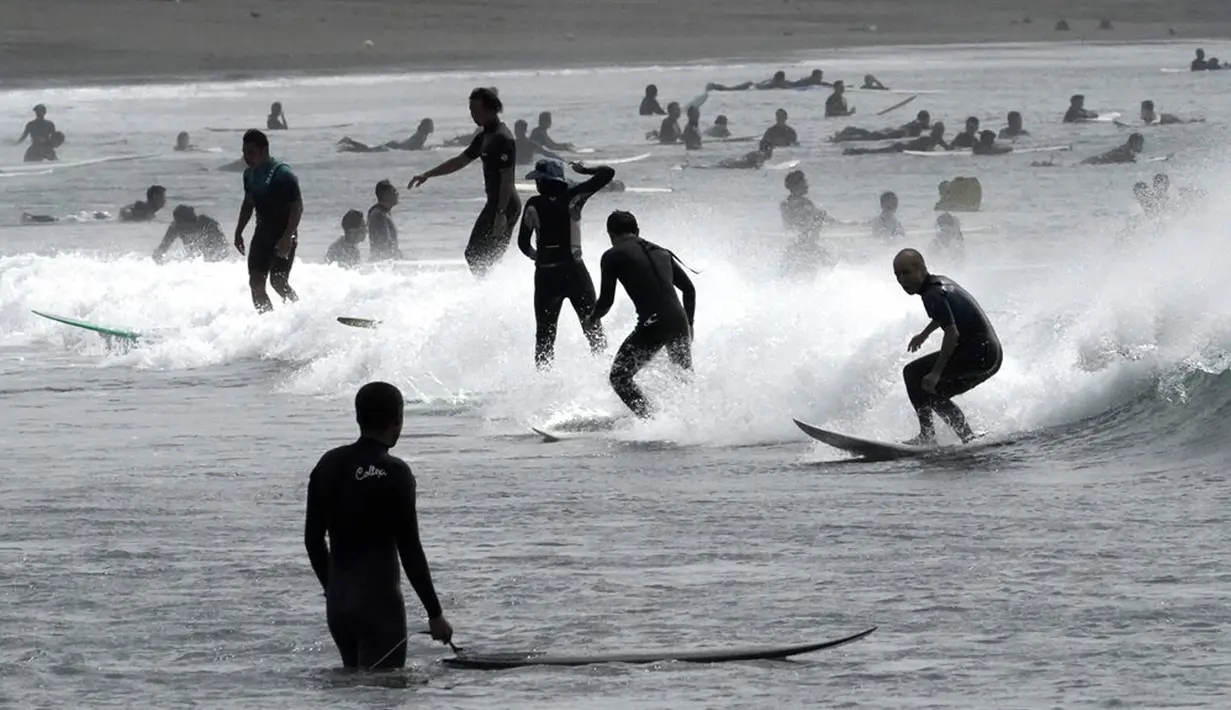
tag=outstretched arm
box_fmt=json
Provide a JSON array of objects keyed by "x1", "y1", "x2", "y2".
[{"x1": 152, "y1": 225, "x2": 178, "y2": 264}]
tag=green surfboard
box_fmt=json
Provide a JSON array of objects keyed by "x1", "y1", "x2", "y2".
[{"x1": 31, "y1": 310, "x2": 141, "y2": 340}]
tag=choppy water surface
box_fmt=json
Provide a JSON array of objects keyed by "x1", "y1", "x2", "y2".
[{"x1": 1, "y1": 41, "x2": 1229, "y2": 709}]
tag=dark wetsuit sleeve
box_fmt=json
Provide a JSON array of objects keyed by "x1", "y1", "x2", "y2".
[
  {"x1": 304, "y1": 457, "x2": 330, "y2": 592},
  {"x1": 671, "y1": 258, "x2": 696, "y2": 325},
  {"x1": 566, "y1": 166, "x2": 615, "y2": 215},
  {"x1": 517, "y1": 200, "x2": 538, "y2": 260},
  {"x1": 921, "y1": 288, "x2": 955, "y2": 329},
  {"x1": 591, "y1": 250, "x2": 619, "y2": 320},
  {"x1": 463, "y1": 131, "x2": 483, "y2": 160},
  {"x1": 488, "y1": 131, "x2": 516, "y2": 171},
  {"x1": 392, "y1": 466, "x2": 443, "y2": 618}
]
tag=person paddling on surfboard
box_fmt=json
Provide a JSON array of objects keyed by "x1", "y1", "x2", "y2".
[
  {"x1": 894, "y1": 249, "x2": 1002, "y2": 445},
  {"x1": 587, "y1": 211, "x2": 696, "y2": 419},
  {"x1": 234, "y1": 129, "x2": 302, "y2": 313},
  {"x1": 305, "y1": 382, "x2": 454, "y2": 670}
]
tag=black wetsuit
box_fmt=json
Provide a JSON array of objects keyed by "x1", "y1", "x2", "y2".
[
  {"x1": 592, "y1": 237, "x2": 696, "y2": 417},
  {"x1": 243, "y1": 159, "x2": 301, "y2": 276},
  {"x1": 951, "y1": 131, "x2": 977, "y2": 149},
  {"x1": 367, "y1": 204, "x2": 400, "y2": 261},
  {"x1": 905, "y1": 275, "x2": 1002, "y2": 441},
  {"x1": 825, "y1": 93, "x2": 850, "y2": 118},
  {"x1": 529, "y1": 127, "x2": 570, "y2": 152},
  {"x1": 656, "y1": 117, "x2": 681, "y2": 144},
  {"x1": 517, "y1": 167, "x2": 614, "y2": 367},
  {"x1": 120, "y1": 200, "x2": 160, "y2": 222},
  {"x1": 305, "y1": 437, "x2": 444, "y2": 670},
  {"x1": 463, "y1": 122, "x2": 522, "y2": 276},
  {"x1": 640, "y1": 97, "x2": 666, "y2": 116},
  {"x1": 682, "y1": 122, "x2": 702, "y2": 150},
  {"x1": 1063, "y1": 107, "x2": 1098, "y2": 123},
  {"x1": 762, "y1": 123, "x2": 798, "y2": 147},
  {"x1": 21, "y1": 118, "x2": 57, "y2": 162}
]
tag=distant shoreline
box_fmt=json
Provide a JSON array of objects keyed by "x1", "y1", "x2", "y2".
[{"x1": 1, "y1": 0, "x2": 1227, "y2": 91}]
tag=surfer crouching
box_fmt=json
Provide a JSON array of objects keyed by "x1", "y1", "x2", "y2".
[
  {"x1": 305, "y1": 382, "x2": 454, "y2": 670},
  {"x1": 893, "y1": 249, "x2": 1002, "y2": 445}
]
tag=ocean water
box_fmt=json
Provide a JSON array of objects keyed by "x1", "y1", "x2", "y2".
[{"x1": 2, "y1": 40, "x2": 1230, "y2": 708}]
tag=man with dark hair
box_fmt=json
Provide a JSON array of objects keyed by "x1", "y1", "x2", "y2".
[
  {"x1": 368, "y1": 179, "x2": 401, "y2": 261},
  {"x1": 517, "y1": 159, "x2": 613, "y2": 369},
  {"x1": 153, "y1": 205, "x2": 228, "y2": 263},
  {"x1": 894, "y1": 249, "x2": 1001, "y2": 445},
  {"x1": 587, "y1": 211, "x2": 696, "y2": 418},
  {"x1": 305, "y1": 381, "x2": 453, "y2": 670},
  {"x1": 120, "y1": 185, "x2": 167, "y2": 222},
  {"x1": 409, "y1": 87, "x2": 521, "y2": 277},
  {"x1": 326, "y1": 209, "x2": 367, "y2": 268},
  {"x1": 233, "y1": 129, "x2": 302, "y2": 313}
]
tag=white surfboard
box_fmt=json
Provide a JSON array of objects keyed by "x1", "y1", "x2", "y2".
[
  {"x1": 596, "y1": 152, "x2": 653, "y2": 165},
  {"x1": 903, "y1": 149, "x2": 970, "y2": 158},
  {"x1": 1092, "y1": 112, "x2": 1122, "y2": 122},
  {"x1": 515, "y1": 182, "x2": 669, "y2": 194}
]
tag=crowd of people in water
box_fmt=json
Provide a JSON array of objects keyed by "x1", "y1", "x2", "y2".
[{"x1": 10, "y1": 47, "x2": 1222, "y2": 672}]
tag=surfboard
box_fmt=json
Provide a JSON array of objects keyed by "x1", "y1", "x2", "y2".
[
  {"x1": 31, "y1": 310, "x2": 141, "y2": 341},
  {"x1": 515, "y1": 181, "x2": 668, "y2": 194},
  {"x1": 595, "y1": 152, "x2": 652, "y2": 165},
  {"x1": 1092, "y1": 112, "x2": 1122, "y2": 122},
  {"x1": 766, "y1": 159, "x2": 802, "y2": 170},
  {"x1": 442, "y1": 626, "x2": 876, "y2": 670},
  {"x1": 793, "y1": 418, "x2": 936, "y2": 460},
  {"x1": 876, "y1": 95, "x2": 917, "y2": 116},
  {"x1": 1011, "y1": 145, "x2": 1072, "y2": 155},
  {"x1": 903, "y1": 149, "x2": 969, "y2": 158},
  {"x1": 337, "y1": 317, "x2": 380, "y2": 329}
]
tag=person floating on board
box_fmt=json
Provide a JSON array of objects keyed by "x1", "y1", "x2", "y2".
[
  {"x1": 893, "y1": 248, "x2": 1001, "y2": 445},
  {"x1": 761, "y1": 108, "x2": 799, "y2": 148},
  {"x1": 825, "y1": 81, "x2": 855, "y2": 117},
  {"x1": 1140, "y1": 100, "x2": 1203, "y2": 126},
  {"x1": 234, "y1": 129, "x2": 301, "y2": 313},
  {"x1": 368, "y1": 179, "x2": 401, "y2": 261},
  {"x1": 700, "y1": 139, "x2": 774, "y2": 170},
  {"x1": 267, "y1": 102, "x2": 288, "y2": 130},
  {"x1": 409, "y1": 87, "x2": 521, "y2": 277},
  {"x1": 305, "y1": 381, "x2": 454, "y2": 670},
  {"x1": 586, "y1": 210, "x2": 696, "y2": 419},
  {"x1": 998, "y1": 111, "x2": 1029, "y2": 139},
  {"x1": 338, "y1": 119, "x2": 435, "y2": 153},
  {"x1": 16, "y1": 104, "x2": 61, "y2": 162},
  {"x1": 646, "y1": 102, "x2": 682, "y2": 144},
  {"x1": 1062, "y1": 95, "x2": 1099, "y2": 123},
  {"x1": 325, "y1": 209, "x2": 367, "y2": 268},
  {"x1": 831, "y1": 110, "x2": 930, "y2": 143},
  {"x1": 1191, "y1": 48, "x2": 1208, "y2": 71},
  {"x1": 639, "y1": 84, "x2": 666, "y2": 116},
  {"x1": 529, "y1": 112, "x2": 575, "y2": 153},
  {"x1": 516, "y1": 159, "x2": 613, "y2": 369},
  {"x1": 120, "y1": 185, "x2": 167, "y2": 222},
  {"x1": 972, "y1": 130, "x2": 1013, "y2": 156},
  {"x1": 842, "y1": 122, "x2": 948, "y2": 155},
  {"x1": 1081, "y1": 133, "x2": 1144, "y2": 165},
  {"x1": 679, "y1": 105, "x2": 703, "y2": 150},
  {"x1": 704, "y1": 115, "x2": 731, "y2": 138},
  {"x1": 950, "y1": 117, "x2": 980, "y2": 149},
  {"x1": 861, "y1": 74, "x2": 888, "y2": 90},
  {"x1": 790, "y1": 69, "x2": 830, "y2": 88},
  {"x1": 153, "y1": 205, "x2": 229, "y2": 263}
]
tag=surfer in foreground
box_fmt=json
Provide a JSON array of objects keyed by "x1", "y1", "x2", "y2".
[
  {"x1": 409, "y1": 87, "x2": 521, "y2": 277},
  {"x1": 517, "y1": 159, "x2": 613, "y2": 369},
  {"x1": 305, "y1": 382, "x2": 454, "y2": 670},
  {"x1": 587, "y1": 211, "x2": 696, "y2": 419},
  {"x1": 234, "y1": 129, "x2": 301, "y2": 313},
  {"x1": 893, "y1": 249, "x2": 1001, "y2": 445}
]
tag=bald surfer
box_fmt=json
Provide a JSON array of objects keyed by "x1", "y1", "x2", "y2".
[
  {"x1": 305, "y1": 381, "x2": 454, "y2": 670},
  {"x1": 1140, "y1": 100, "x2": 1202, "y2": 126},
  {"x1": 639, "y1": 85, "x2": 666, "y2": 116},
  {"x1": 153, "y1": 205, "x2": 229, "y2": 263},
  {"x1": 761, "y1": 109, "x2": 799, "y2": 148},
  {"x1": 1081, "y1": 133, "x2": 1145, "y2": 165},
  {"x1": 825, "y1": 82, "x2": 855, "y2": 118},
  {"x1": 409, "y1": 87, "x2": 522, "y2": 277},
  {"x1": 517, "y1": 159, "x2": 612, "y2": 368},
  {"x1": 16, "y1": 104, "x2": 61, "y2": 162},
  {"x1": 1062, "y1": 95, "x2": 1099, "y2": 123},
  {"x1": 587, "y1": 211, "x2": 695, "y2": 419},
  {"x1": 893, "y1": 249, "x2": 1001, "y2": 445},
  {"x1": 234, "y1": 129, "x2": 301, "y2": 313},
  {"x1": 267, "y1": 102, "x2": 288, "y2": 130}
]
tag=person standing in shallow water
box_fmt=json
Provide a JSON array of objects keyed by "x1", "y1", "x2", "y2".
[
  {"x1": 893, "y1": 249, "x2": 1002, "y2": 445},
  {"x1": 305, "y1": 381, "x2": 453, "y2": 670},
  {"x1": 409, "y1": 87, "x2": 521, "y2": 277},
  {"x1": 233, "y1": 129, "x2": 301, "y2": 313}
]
